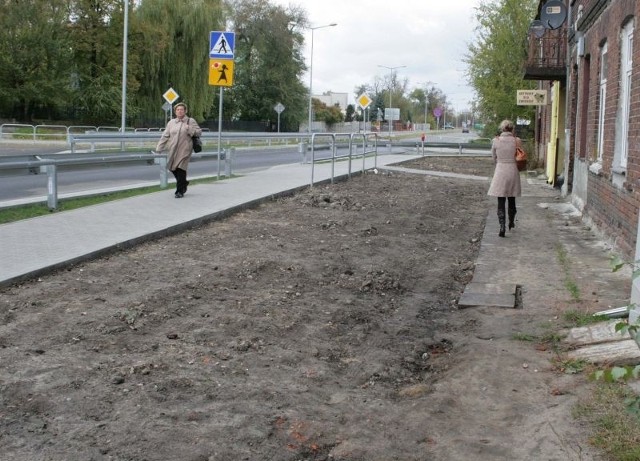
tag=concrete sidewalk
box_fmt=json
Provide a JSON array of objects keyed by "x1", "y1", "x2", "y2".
[
  {"x1": 0, "y1": 154, "x2": 410, "y2": 287},
  {"x1": 0, "y1": 153, "x2": 633, "y2": 314}
]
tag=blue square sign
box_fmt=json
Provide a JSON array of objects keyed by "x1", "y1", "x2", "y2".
[{"x1": 210, "y1": 31, "x2": 235, "y2": 59}]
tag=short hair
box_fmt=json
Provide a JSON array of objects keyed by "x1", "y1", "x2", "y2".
[
  {"x1": 174, "y1": 102, "x2": 188, "y2": 111},
  {"x1": 499, "y1": 119, "x2": 514, "y2": 132}
]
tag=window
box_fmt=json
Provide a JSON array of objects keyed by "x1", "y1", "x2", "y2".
[
  {"x1": 596, "y1": 43, "x2": 607, "y2": 162},
  {"x1": 616, "y1": 21, "x2": 633, "y2": 169}
]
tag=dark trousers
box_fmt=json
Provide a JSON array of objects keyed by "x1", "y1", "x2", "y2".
[{"x1": 171, "y1": 168, "x2": 188, "y2": 194}]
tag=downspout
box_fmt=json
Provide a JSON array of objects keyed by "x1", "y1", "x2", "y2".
[
  {"x1": 547, "y1": 82, "x2": 559, "y2": 185},
  {"x1": 561, "y1": 0, "x2": 572, "y2": 196}
]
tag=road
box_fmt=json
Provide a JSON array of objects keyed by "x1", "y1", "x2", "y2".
[
  {"x1": 0, "y1": 131, "x2": 480, "y2": 205},
  {"x1": 0, "y1": 145, "x2": 309, "y2": 203}
]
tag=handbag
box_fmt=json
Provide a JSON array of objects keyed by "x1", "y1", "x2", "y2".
[
  {"x1": 515, "y1": 143, "x2": 527, "y2": 172},
  {"x1": 188, "y1": 117, "x2": 202, "y2": 153},
  {"x1": 192, "y1": 135, "x2": 202, "y2": 153}
]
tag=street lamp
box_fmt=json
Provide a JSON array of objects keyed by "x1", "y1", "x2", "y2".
[
  {"x1": 421, "y1": 81, "x2": 437, "y2": 130},
  {"x1": 308, "y1": 23, "x2": 337, "y2": 136},
  {"x1": 378, "y1": 64, "x2": 406, "y2": 136}
]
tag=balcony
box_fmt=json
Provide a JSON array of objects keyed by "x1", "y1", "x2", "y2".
[{"x1": 523, "y1": 27, "x2": 567, "y2": 81}]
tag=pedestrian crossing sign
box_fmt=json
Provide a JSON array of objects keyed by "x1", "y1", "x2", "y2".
[
  {"x1": 209, "y1": 31, "x2": 235, "y2": 59},
  {"x1": 209, "y1": 59, "x2": 234, "y2": 87}
]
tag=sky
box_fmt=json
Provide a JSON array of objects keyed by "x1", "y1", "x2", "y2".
[{"x1": 270, "y1": 0, "x2": 479, "y2": 112}]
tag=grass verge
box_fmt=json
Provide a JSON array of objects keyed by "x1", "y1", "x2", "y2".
[{"x1": 574, "y1": 382, "x2": 640, "y2": 460}]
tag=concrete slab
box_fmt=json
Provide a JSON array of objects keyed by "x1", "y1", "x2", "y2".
[{"x1": 458, "y1": 282, "x2": 517, "y2": 308}]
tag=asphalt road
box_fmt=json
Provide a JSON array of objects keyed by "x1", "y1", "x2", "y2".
[{"x1": 0, "y1": 131, "x2": 478, "y2": 204}]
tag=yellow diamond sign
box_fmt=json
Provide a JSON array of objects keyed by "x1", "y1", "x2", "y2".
[
  {"x1": 162, "y1": 88, "x2": 179, "y2": 104},
  {"x1": 357, "y1": 93, "x2": 372, "y2": 110}
]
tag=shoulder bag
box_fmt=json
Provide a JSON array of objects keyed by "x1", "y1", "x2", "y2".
[
  {"x1": 515, "y1": 138, "x2": 527, "y2": 171},
  {"x1": 189, "y1": 118, "x2": 202, "y2": 153}
]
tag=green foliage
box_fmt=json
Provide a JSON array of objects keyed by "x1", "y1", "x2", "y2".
[
  {"x1": 311, "y1": 99, "x2": 343, "y2": 125},
  {"x1": 134, "y1": 0, "x2": 225, "y2": 122},
  {"x1": 560, "y1": 359, "x2": 588, "y2": 375},
  {"x1": 575, "y1": 383, "x2": 640, "y2": 459},
  {"x1": 593, "y1": 366, "x2": 640, "y2": 383},
  {"x1": 464, "y1": 0, "x2": 538, "y2": 134},
  {"x1": 224, "y1": 0, "x2": 308, "y2": 129},
  {"x1": 512, "y1": 332, "x2": 537, "y2": 341},
  {"x1": 563, "y1": 310, "x2": 609, "y2": 327},
  {"x1": 0, "y1": 0, "x2": 74, "y2": 120},
  {"x1": 556, "y1": 244, "x2": 581, "y2": 301},
  {"x1": 0, "y1": 0, "x2": 311, "y2": 128}
]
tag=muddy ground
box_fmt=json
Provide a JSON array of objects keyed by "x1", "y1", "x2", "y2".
[{"x1": 0, "y1": 156, "x2": 604, "y2": 460}]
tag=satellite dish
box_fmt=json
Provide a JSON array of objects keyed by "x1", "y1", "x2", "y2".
[
  {"x1": 529, "y1": 20, "x2": 546, "y2": 38},
  {"x1": 540, "y1": 0, "x2": 567, "y2": 30}
]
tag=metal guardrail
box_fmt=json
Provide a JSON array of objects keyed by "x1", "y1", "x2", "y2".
[
  {"x1": 67, "y1": 131, "x2": 312, "y2": 153},
  {"x1": 0, "y1": 151, "x2": 230, "y2": 210}
]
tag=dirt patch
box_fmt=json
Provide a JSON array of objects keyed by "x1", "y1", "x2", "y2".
[{"x1": 0, "y1": 156, "x2": 599, "y2": 460}]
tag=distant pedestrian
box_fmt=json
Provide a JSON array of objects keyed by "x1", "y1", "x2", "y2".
[
  {"x1": 155, "y1": 102, "x2": 202, "y2": 198},
  {"x1": 487, "y1": 119, "x2": 522, "y2": 237}
]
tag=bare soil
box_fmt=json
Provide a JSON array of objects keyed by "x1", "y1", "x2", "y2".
[{"x1": 0, "y1": 157, "x2": 601, "y2": 460}]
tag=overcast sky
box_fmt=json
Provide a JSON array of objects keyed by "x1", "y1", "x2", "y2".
[{"x1": 270, "y1": 0, "x2": 479, "y2": 112}]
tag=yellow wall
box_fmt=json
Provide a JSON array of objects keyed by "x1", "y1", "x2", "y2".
[{"x1": 546, "y1": 81, "x2": 560, "y2": 183}]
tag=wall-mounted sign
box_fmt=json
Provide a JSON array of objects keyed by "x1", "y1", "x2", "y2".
[{"x1": 517, "y1": 90, "x2": 548, "y2": 105}]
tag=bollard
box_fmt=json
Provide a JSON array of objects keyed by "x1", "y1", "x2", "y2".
[
  {"x1": 458, "y1": 143, "x2": 462, "y2": 155},
  {"x1": 46, "y1": 164, "x2": 58, "y2": 210},
  {"x1": 226, "y1": 147, "x2": 234, "y2": 177},
  {"x1": 157, "y1": 156, "x2": 168, "y2": 188},
  {"x1": 299, "y1": 142, "x2": 308, "y2": 164}
]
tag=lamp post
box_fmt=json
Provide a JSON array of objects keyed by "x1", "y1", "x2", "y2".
[
  {"x1": 421, "y1": 81, "x2": 437, "y2": 130},
  {"x1": 121, "y1": 0, "x2": 129, "y2": 135},
  {"x1": 308, "y1": 23, "x2": 337, "y2": 136},
  {"x1": 377, "y1": 64, "x2": 406, "y2": 136}
]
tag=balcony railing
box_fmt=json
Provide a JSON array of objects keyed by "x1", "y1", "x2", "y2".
[{"x1": 524, "y1": 27, "x2": 567, "y2": 80}]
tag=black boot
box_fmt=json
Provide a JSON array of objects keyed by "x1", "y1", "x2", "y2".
[
  {"x1": 507, "y1": 198, "x2": 517, "y2": 230},
  {"x1": 498, "y1": 209, "x2": 506, "y2": 237}
]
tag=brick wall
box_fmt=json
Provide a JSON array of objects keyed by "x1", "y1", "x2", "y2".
[{"x1": 574, "y1": 0, "x2": 640, "y2": 258}]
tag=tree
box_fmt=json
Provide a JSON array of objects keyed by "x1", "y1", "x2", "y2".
[
  {"x1": 223, "y1": 0, "x2": 308, "y2": 130},
  {"x1": 311, "y1": 98, "x2": 343, "y2": 126},
  {"x1": 0, "y1": 0, "x2": 73, "y2": 121},
  {"x1": 464, "y1": 0, "x2": 538, "y2": 135},
  {"x1": 134, "y1": 0, "x2": 225, "y2": 123},
  {"x1": 345, "y1": 104, "x2": 356, "y2": 122},
  {"x1": 66, "y1": 0, "x2": 131, "y2": 124}
]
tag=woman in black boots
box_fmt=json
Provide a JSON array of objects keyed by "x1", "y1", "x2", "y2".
[
  {"x1": 155, "y1": 102, "x2": 202, "y2": 198},
  {"x1": 487, "y1": 120, "x2": 522, "y2": 237}
]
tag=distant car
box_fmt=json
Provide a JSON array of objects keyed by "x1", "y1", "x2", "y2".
[
  {"x1": 443, "y1": 123, "x2": 454, "y2": 129},
  {"x1": 462, "y1": 127, "x2": 469, "y2": 133}
]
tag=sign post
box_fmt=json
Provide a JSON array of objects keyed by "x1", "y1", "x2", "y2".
[
  {"x1": 274, "y1": 103, "x2": 285, "y2": 133},
  {"x1": 209, "y1": 31, "x2": 236, "y2": 177},
  {"x1": 162, "y1": 88, "x2": 179, "y2": 125},
  {"x1": 357, "y1": 93, "x2": 372, "y2": 133},
  {"x1": 433, "y1": 107, "x2": 443, "y2": 130}
]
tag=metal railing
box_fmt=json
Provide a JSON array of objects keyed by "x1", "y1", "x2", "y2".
[
  {"x1": 309, "y1": 132, "x2": 379, "y2": 186},
  {"x1": 0, "y1": 123, "x2": 123, "y2": 142}
]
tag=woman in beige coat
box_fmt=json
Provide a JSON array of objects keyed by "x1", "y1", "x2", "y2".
[
  {"x1": 155, "y1": 102, "x2": 202, "y2": 198},
  {"x1": 487, "y1": 120, "x2": 522, "y2": 237}
]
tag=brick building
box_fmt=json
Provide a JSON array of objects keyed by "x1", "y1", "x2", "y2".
[
  {"x1": 527, "y1": 0, "x2": 639, "y2": 259},
  {"x1": 526, "y1": 0, "x2": 639, "y2": 320}
]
